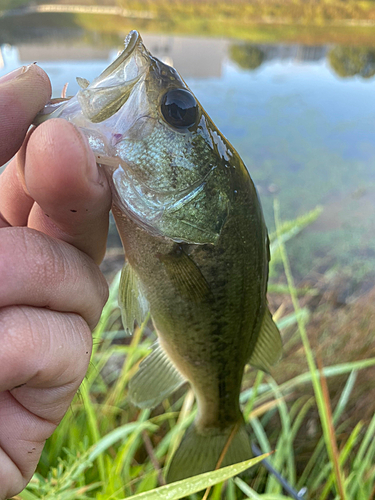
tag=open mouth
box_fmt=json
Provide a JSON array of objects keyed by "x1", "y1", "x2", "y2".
[
  {"x1": 34, "y1": 30, "x2": 146, "y2": 126},
  {"x1": 97, "y1": 30, "x2": 141, "y2": 82}
]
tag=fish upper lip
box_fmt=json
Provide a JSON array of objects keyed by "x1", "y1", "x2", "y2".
[{"x1": 97, "y1": 30, "x2": 141, "y2": 81}]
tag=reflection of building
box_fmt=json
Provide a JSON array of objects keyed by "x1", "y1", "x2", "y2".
[
  {"x1": 1, "y1": 37, "x2": 329, "y2": 84},
  {"x1": 3, "y1": 36, "x2": 230, "y2": 79},
  {"x1": 142, "y1": 35, "x2": 229, "y2": 78},
  {"x1": 0, "y1": 44, "x2": 19, "y2": 70},
  {"x1": 17, "y1": 44, "x2": 110, "y2": 62}
]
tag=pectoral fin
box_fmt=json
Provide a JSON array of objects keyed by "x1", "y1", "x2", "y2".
[
  {"x1": 129, "y1": 342, "x2": 186, "y2": 409},
  {"x1": 118, "y1": 263, "x2": 149, "y2": 334},
  {"x1": 248, "y1": 308, "x2": 282, "y2": 372},
  {"x1": 158, "y1": 246, "x2": 213, "y2": 303}
]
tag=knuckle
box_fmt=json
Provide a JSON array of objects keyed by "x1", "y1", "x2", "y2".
[
  {"x1": 0, "y1": 227, "x2": 108, "y2": 328},
  {"x1": 75, "y1": 251, "x2": 109, "y2": 328}
]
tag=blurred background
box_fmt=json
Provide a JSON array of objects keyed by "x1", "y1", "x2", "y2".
[
  {"x1": 1, "y1": 0, "x2": 375, "y2": 293},
  {"x1": 1, "y1": 1, "x2": 374, "y2": 498}
]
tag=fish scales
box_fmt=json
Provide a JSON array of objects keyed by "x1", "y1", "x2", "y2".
[
  {"x1": 116, "y1": 126, "x2": 204, "y2": 191},
  {"x1": 35, "y1": 30, "x2": 282, "y2": 482}
]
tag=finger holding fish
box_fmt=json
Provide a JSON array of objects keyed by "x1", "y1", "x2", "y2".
[
  {"x1": 0, "y1": 119, "x2": 112, "y2": 264},
  {"x1": 23, "y1": 119, "x2": 112, "y2": 264},
  {"x1": 0, "y1": 63, "x2": 51, "y2": 166}
]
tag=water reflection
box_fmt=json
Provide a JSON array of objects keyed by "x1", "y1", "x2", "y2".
[
  {"x1": 328, "y1": 46, "x2": 375, "y2": 78},
  {"x1": 229, "y1": 41, "x2": 375, "y2": 79},
  {"x1": 1, "y1": 31, "x2": 375, "y2": 281},
  {"x1": 230, "y1": 43, "x2": 327, "y2": 69},
  {"x1": 3, "y1": 36, "x2": 375, "y2": 81},
  {"x1": 230, "y1": 44, "x2": 265, "y2": 70},
  {"x1": 0, "y1": 35, "x2": 228, "y2": 80}
]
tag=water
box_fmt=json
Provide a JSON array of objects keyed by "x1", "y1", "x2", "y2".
[{"x1": 1, "y1": 17, "x2": 375, "y2": 286}]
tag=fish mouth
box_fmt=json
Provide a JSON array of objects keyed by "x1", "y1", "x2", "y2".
[
  {"x1": 34, "y1": 30, "x2": 148, "y2": 125},
  {"x1": 96, "y1": 30, "x2": 141, "y2": 82},
  {"x1": 76, "y1": 31, "x2": 150, "y2": 123}
]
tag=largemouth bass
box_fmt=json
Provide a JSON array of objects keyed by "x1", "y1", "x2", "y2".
[{"x1": 36, "y1": 30, "x2": 282, "y2": 482}]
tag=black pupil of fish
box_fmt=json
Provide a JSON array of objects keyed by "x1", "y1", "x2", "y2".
[{"x1": 161, "y1": 89, "x2": 198, "y2": 129}]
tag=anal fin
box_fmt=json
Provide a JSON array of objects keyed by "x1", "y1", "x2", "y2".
[
  {"x1": 248, "y1": 307, "x2": 282, "y2": 372},
  {"x1": 129, "y1": 342, "x2": 186, "y2": 409},
  {"x1": 118, "y1": 262, "x2": 149, "y2": 335}
]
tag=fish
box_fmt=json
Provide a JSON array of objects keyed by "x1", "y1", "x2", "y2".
[{"x1": 36, "y1": 30, "x2": 282, "y2": 482}]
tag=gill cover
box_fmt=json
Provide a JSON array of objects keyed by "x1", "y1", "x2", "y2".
[{"x1": 112, "y1": 161, "x2": 229, "y2": 245}]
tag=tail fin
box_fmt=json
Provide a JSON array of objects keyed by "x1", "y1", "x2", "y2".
[{"x1": 166, "y1": 420, "x2": 252, "y2": 483}]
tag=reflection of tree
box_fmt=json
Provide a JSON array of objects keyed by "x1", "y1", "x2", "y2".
[
  {"x1": 229, "y1": 43, "x2": 264, "y2": 70},
  {"x1": 329, "y1": 46, "x2": 375, "y2": 79}
]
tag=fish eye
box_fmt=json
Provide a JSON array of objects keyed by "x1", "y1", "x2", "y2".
[{"x1": 161, "y1": 89, "x2": 198, "y2": 129}]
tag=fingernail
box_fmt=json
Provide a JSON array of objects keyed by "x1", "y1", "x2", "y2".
[{"x1": 0, "y1": 65, "x2": 31, "y2": 84}]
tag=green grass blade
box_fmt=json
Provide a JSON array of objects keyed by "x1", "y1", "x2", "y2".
[
  {"x1": 250, "y1": 417, "x2": 272, "y2": 454},
  {"x1": 352, "y1": 411, "x2": 375, "y2": 466},
  {"x1": 123, "y1": 455, "x2": 269, "y2": 500},
  {"x1": 88, "y1": 420, "x2": 157, "y2": 462},
  {"x1": 240, "y1": 359, "x2": 375, "y2": 408},
  {"x1": 19, "y1": 490, "x2": 40, "y2": 500},
  {"x1": 265, "y1": 378, "x2": 295, "y2": 493},
  {"x1": 319, "y1": 421, "x2": 362, "y2": 500},
  {"x1": 234, "y1": 477, "x2": 263, "y2": 499},
  {"x1": 269, "y1": 205, "x2": 323, "y2": 252},
  {"x1": 79, "y1": 379, "x2": 106, "y2": 484},
  {"x1": 92, "y1": 271, "x2": 121, "y2": 348},
  {"x1": 289, "y1": 397, "x2": 315, "y2": 443},
  {"x1": 297, "y1": 370, "x2": 358, "y2": 489},
  {"x1": 347, "y1": 413, "x2": 375, "y2": 497},
  {"x1": 274, "y1": 199, "x2": 347, "y2": 500},
  {"x1": 226, "y1": 478, "x2": 237, "y2": 500},
  {"x1": 333, "y1": 370, "x2": 357, "y2": 419},
  {"x1": 244, "y1": 371, "x2": 264, "y2": 421},
  {"x1": 106, "y1": 314, "x2": 150, "y2": 408},
  {"x1": 275, "y1": 308, "x2": 310, "y2": 331}
]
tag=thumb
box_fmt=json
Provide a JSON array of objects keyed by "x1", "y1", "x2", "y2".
[{"x1": 0, "y1": 64, "x2": 51, "y2": 165}]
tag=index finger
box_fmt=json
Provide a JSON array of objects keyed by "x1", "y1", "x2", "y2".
[
  {"x1": 0, "y1": 64, "x2": 51, "y2": 227},
  {"x1": 0, "y1": 64, "x2": 51, "y2": 166},
  {"x1": 0, "y1": 119, "x2": 112, "y2": 264}
]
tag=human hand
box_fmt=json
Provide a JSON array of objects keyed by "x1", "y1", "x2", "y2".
[{"x1": 0, "y1": 64, "x2": 111, "y2": 498}]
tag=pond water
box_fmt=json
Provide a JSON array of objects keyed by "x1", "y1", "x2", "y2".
[{"x1": 1, "y1": 15, "x2": 375, "y2": 289}]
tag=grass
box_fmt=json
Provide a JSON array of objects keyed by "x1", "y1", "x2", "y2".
[
  {"x1": 3, "y1": 0, "x2": 375, "y2": 46},
  {"x1": 14, "y1": 206, "x2": 375, "y2": 500}
]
